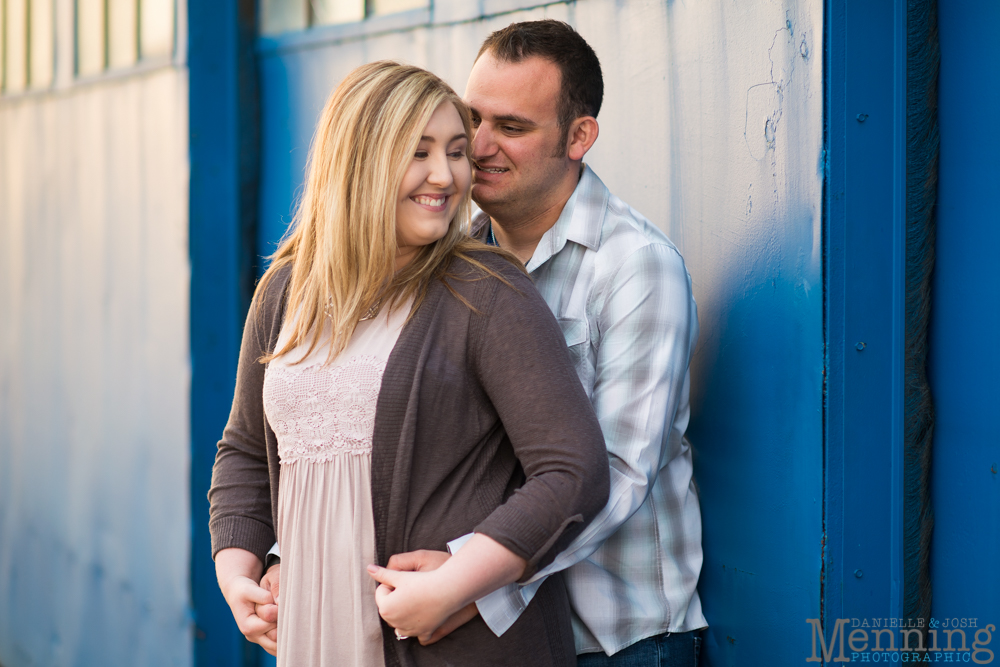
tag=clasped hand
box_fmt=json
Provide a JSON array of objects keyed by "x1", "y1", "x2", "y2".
[
  {"x1": 215, "y1": 548, "x2": 280, "y2": 656},
  {"x1": 368, "y1": 550, "x2": 480, "y2": 645},
  {"x1": 220, "y1": 548, "x2": 482, "y2": 654}
]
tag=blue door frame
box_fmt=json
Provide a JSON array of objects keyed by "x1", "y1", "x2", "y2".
[
  {"x1": 189, "y1": 0, "x2": 269, "y2": 664},
  {"x1": 824, "y1": 0, "x2": 908, "y2": 628}
]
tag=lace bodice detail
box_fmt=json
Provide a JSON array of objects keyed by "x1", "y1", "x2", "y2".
[
  {"x1": 264, "y1": 355, "x2": 386, "y2": 463},
  {"x1": 263, "y1": 297, "x2": 411, "y2": 466}
]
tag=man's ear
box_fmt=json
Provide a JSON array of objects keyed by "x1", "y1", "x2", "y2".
[{"x1": 566, "y1": 117, "x2": 599, "y2": 161}]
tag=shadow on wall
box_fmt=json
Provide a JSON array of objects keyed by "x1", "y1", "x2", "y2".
[{"x1": 688, "y1": 247, "x2": 823, "y2": 664}]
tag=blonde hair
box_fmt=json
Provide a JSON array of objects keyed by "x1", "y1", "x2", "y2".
[{"x1": 258, "y1": 61, "x2": 515, "y2": 364}]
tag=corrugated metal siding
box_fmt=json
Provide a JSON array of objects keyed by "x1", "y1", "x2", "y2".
[{"x1": 0, "y1": 66, "x2": 192, "y2": 667}]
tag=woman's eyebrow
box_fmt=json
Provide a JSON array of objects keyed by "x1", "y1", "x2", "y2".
[{"x1": 419, "y1": 133, "x2": 469, "y2": 142}]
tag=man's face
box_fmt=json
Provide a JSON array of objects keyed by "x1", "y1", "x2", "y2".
[{"x1": 465, "y1": 52, "x2": 571, "y2": 224}]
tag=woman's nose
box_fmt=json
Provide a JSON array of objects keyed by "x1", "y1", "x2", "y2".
[{"x1": 425, "y1": 152, "x2": 454, "y2": 188}]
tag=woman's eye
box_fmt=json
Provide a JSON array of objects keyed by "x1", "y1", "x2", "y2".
[
  {"x1": 448, "y1": 150, "x2": 466, "y2": 159},
  {"x1": 414, "y1": 150, "x2": 429, "y2": 159}
]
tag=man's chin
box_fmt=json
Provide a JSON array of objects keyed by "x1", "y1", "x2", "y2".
[{"x1": 470, "y1": 183, "x2": 501, "y2": 210}]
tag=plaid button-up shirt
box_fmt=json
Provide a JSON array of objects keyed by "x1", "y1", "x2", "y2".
[{"x1": 458, "y1": 165, "x2": 707, "y2": 656}]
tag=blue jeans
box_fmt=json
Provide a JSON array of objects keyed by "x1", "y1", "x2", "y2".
[{"x1": 577, "y1": 631, "x2": 703, "y2": 667}]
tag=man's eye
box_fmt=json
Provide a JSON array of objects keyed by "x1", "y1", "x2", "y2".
[
  {"x1": 471, "y1": 117, "x2": 482, "y2": 127},
  {"x1": 502, "y1": 125, "x2": 522, "y2": 133}
]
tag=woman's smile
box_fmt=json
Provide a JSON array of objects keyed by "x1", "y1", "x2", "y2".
[{"x1": 409, "y1": 193, "x2": 450, "y2": 211}]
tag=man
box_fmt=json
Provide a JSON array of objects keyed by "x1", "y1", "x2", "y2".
[
  {"x1": 241, "y1": 19, "x2": 706, "y2": 665},
  {"x1": 441, "y1": 20, "x2": 706, "y2": 666}
]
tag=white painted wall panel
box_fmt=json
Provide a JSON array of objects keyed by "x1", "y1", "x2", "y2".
[
  {"x1": 0, "y1": 66, "x2": 191, "y2": 667},
  {"x1": 259, "y1": 0, "x2": 820, "y2": 264}
]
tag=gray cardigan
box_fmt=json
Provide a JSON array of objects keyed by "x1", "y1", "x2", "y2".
[{"x1": 208, "y1": 252, "x2": 609, "y2": 666}]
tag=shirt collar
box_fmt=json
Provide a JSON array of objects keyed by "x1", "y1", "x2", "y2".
[
  {"x1": 470, "y1": 164, "x2": 609, "y2": 271},
  {"x1": 527, "y1": 164, "x2": 606, "y2": 271}
]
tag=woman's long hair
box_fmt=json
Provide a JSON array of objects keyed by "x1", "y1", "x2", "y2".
[{"x1": 257, "y1": 61, "x2": 510, "y2": 364}]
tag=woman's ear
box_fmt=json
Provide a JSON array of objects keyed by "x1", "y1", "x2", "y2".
[{"x1": 567, "y1": 117, "x2": 600, "y2": 162}]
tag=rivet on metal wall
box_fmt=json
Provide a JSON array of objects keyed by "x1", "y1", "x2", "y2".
[
  {"x1": 855, "y1": 569, "x2": 864, "y2": 578},
  {"x1": 856, "y1": 342, "x2": 866, "y2": 351},
  {"x1": 856, "y1": 113, "x2": 869, "y2": 122}
]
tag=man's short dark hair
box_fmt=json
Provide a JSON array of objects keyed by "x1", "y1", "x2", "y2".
[{"x1": 478, "y1": 19, "x2": 603, "y2": 145}]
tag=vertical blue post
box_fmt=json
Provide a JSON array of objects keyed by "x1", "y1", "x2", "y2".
[
  {"x1": 824, "y1": 0, "x2": 907, "y2": 628},
  {"x1": 189, "y1": 0, "x2": 262, "y2": 664},
  {"x1": 929, "y1": 0, "x2": 1000, "y2": 625}
]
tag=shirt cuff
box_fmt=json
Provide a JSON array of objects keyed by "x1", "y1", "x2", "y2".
[
  {"x1": 446, "y1": 533, "x2": 545, "y2": 637},
  {"x1": 446, "y1": 533, "x2": 473, "y2": 555},
  {"x1": 264, "y1": 541, "x2": 280, "y2": 572}
]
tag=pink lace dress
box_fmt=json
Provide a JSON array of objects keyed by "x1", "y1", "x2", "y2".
[{"x1": 263, "y1": 300, "x2": 411, "y2": 667}]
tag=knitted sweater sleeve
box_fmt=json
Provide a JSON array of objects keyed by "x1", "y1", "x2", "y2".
[
  {"x1": 207, "y1": 281, "x2": 281, "y2": 564},
  {"x1": 470, "y1": 261, "x2": 611, "y2": 580}
]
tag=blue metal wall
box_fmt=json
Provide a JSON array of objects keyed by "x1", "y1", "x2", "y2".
[{"x1": 929, "y1": 0, "x2": 1000, "y2": 627}]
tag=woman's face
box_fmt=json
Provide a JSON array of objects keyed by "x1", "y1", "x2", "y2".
[{"x1": 395, "y1": 102, "x2": 471, "y2": 269}]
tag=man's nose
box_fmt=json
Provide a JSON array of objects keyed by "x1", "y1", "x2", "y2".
[{"x1": 471, "y1": 123, "x2": 497, "y2": 160}]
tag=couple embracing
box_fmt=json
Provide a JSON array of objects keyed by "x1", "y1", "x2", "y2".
[{"x1": 208, "y1": 19, "x2": 706, "y2": 667}]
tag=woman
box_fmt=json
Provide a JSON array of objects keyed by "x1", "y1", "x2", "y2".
[{"x1": 208, "y1": 61, "x2": 609, "y2": 667}]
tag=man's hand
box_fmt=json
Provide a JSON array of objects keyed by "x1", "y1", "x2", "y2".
[
  {"x1": 386, "y1": 550, "x2": 478, "y2": 645},
  {"x1": 386, "y1": 549, "x2": 450, "y2": 573},
  {"x1": 216, "y1": 548, "x2": 277, "y2": 656},
  {"x1": 418, "y1": 603, "x2": 479, "y2": 645},
  {"x1": 255, "y1": 563, "x2": 280, "y2": 645}
]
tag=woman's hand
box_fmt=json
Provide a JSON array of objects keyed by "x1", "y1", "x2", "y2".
[
  {"x1": 255, "y1": 563, "x2": 280, "y2": 646},
  {"x1": 368, "y1": 567, "x2": 459, "y2": 641},
  {"x1": 385, "y1": 550, "x2": 479, "y2": 645},
  {"x1": 216, "y1": 548, "x2": 278, "y2": 656},
  {"x1": 368, "y1": 533, "x2": 526, "y2": 642}
]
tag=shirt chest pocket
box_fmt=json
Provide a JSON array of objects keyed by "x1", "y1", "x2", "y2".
[
  {"x1": 556, "y1": 317, "x2": 593, "y2": 393},
  {"x1": 556, "y1": 317, "x2": 589, "y2": 349}
]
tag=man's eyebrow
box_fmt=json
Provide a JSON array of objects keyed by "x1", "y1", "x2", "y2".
[
  {"x1": 493, "y1": 114, "x2": 538, "y2": 126},
  {"x1": 467, "y1": 107, "x2": 537, "y2": 127}
]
